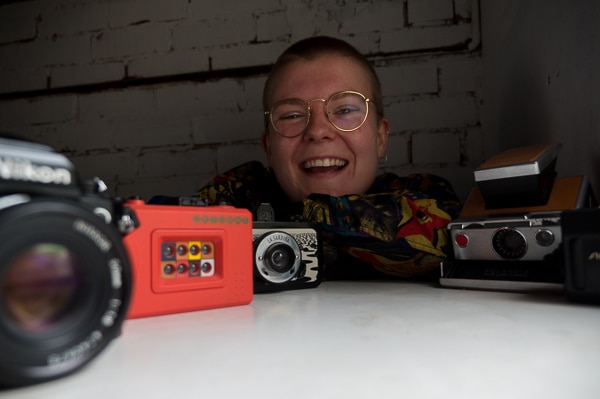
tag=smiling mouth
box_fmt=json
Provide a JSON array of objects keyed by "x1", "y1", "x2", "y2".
[{"x1": 302, "y1": 158, "x2": 347, "y2": 173}]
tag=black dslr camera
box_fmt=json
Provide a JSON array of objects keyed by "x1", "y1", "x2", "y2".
[
  {"x1": 252, "y1": 203, "x2": 322, "y2": 293},
  {"x1": 0, "y1": 136, "x2": 133, "y2": 387}
]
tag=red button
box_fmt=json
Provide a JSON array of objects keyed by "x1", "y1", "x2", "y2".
[{"x1": 455, "y1": 233, "x2": 469, "y2": 247}]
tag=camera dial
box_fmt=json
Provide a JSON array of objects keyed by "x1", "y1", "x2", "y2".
[{"x1": 254, "y1": 231, "x2": 301, "y2": 284}]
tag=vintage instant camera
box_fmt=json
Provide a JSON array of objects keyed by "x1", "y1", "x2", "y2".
[
  {"x1": 440, "y1": 143, "x2": 594, "y2": 292},
  {"x1": 123, "y1": 197, "x2": 254, "y2": 318},
  {"x1": 252, "y1": 203, "x2": 322, "y2": 293},
  {"x1": 0, "y1": 135, "x2": 132, "y2": 387}
]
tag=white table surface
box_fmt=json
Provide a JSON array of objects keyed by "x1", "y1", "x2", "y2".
[{"x1": 2, "y1": 280, "x2": 600, "y2": 399}]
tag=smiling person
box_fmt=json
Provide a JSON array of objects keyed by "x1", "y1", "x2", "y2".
[{"x1": 196, "y1": 36, "x2": 461, "y2": 280}]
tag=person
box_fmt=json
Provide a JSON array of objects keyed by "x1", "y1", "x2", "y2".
[{"x1": 196, "y1": 36, "x2": 461, "y2": 280}]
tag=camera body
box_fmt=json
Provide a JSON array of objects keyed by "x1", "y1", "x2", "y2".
[
  {"x1": 123, "y1": 198, "x2": 254, "y2": 318},
  {"x1": 449, "y1": 212, "x2": 562, "y2": 262},
  {"x1": 441, "y1": 176, "x2": 591, "y2": 292},
  {"x1": 440, "y1": 143, "x2": 594, "y2": 293},
  {"x1": 0, "y1": 136, "x2": 132, "y2": 387},
  {"x1": 561, "y1": 208, "x2": 600, "y2": 303},
  {"x1": 252, "y1": 204, "x2": 322, "y2": 293}
]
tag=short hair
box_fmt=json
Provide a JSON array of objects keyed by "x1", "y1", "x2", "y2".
[{"x1": 262, "y1": 36, "x2": 384, "y2": 123}]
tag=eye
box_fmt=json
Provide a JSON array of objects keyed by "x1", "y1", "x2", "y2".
[
  {"x1": 277, "y1": 110, "x2": 307, "y2": 121},
  {"x1": 331, "y1": 104, "x2": 361, "y2": 115},
  {"x1": 328, "y1": 92, "x2": 367, "y2": 118},
  {"x1": 271, "y1": 102, "x2": 308, "y2": 122}
]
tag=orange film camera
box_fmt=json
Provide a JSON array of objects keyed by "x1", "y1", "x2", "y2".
[{"x1": 122, "y1": 198, "x2": 254, "y2": 319}]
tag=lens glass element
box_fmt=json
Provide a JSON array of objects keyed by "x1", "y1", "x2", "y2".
[
  {"x1": 492, "y1": 228, "x2": 527, "y2": 260},
  {"x1": 264, "y1": 244, "x2": 295, "y2": 273},
  {"x1": 2, "y1": 243, "x2": 82, "y2": 333}
]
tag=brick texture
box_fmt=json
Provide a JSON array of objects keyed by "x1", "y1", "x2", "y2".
[{"x1": 0, "y1": 0, "x2": 483, "y2": 200}]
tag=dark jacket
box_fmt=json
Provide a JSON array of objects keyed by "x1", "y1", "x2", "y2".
[{"x1": 196, "y1": 161, "x2": 461, "y2": 280}]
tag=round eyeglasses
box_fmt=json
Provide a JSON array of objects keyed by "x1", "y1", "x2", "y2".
[{"x1": 265, "y1": 90, "x2": 371, "y2": 138}]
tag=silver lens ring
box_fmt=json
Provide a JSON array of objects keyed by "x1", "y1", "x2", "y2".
[{"x1": 254, "y1": 231, "x2": 301, "y2": 284}]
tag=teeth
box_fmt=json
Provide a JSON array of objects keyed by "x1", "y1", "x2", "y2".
[{"x1": 304, "y1": 158, "x2": 347, "y2": 168}]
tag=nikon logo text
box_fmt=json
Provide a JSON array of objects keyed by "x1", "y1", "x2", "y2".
[
  {"x1": 0, "y1": 156, "x2": 72, "y2": 185},
  {"x1": 588, "y1": 252, "x2": 600, "y2": 261}
]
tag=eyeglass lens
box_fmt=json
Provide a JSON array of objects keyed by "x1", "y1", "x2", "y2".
[{"x1": 270, "y1": 92, "x2": 368, "y2": 137}]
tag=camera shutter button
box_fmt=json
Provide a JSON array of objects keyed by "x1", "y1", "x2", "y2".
[{"x1": 455, "y1": 233, "x2": 469, "y2": 248}]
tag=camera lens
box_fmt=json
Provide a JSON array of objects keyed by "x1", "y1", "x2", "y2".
[
  {"x1": 176, "y1": 244, "x2": 187, "y2": 256},
  {"x1": 264, "y1": 244, "x2": 295, "y2": 273},
  {"x1": 254, "y1": 231, "x2": 301, "y2": 284},
  {"x1": 492, "y1": 227, "x2": 527, "y2": 260},
  {"x1": 2, "y1": 244, "x2": 82, "y2": 333},
  {"x1": 0, "y1": 199, "x2": 131, "y2": 387}
]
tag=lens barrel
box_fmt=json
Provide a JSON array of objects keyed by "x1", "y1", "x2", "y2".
[
  {"x1": 0, "y1": 199, "x2": 131, "y2": 387},
  {"x1": 492, "y1": 227, "x2": 528, "y2": 260},
  {"x1": 253, "y1": 231, "x2": 301, "y2": 284}
]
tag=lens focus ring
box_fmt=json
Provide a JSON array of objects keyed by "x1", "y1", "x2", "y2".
[{"x1": 492, "y1": 227, "x2": 527, "y2": 260}]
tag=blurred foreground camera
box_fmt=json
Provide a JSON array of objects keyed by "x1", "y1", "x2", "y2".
[
  {"x1": 0, "y1": 136, "x2": 132, "y2": 387},
  {"x1": 252, "y1": 203, "x2": 322, "y2": 293}
]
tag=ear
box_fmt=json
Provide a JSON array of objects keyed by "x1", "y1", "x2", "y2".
[{"x1": 376, "y1": 117, "x2": 390, "y2": 159}]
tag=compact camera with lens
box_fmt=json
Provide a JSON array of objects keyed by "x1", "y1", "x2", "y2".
[
  {"x1": 123, "y1": 197, "x2": 254, "y2": 318},
  {"x1": 0, "y1": 136, "x2": 132, "y2": 387},
  {"x1": 252, "y1": 203, "x2": 322, "y2": 293}
]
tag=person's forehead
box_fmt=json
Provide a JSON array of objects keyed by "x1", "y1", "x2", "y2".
[{"x1": 268, "y1": 54, "x2": 373, "y2": 103}]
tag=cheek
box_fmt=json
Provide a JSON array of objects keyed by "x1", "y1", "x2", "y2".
[
  {"x1": 266, "y1": 138, "x2": 295, "y2": 165},
  {"x1": 350, "y1": 132, "x2": 380, "y2": 160}
]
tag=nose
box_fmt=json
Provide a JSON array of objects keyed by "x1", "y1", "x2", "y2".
[{"x1": 303, "y1": 100, "x2": 337, "y2": 142}]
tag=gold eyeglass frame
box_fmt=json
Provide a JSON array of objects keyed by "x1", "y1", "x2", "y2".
[{"x1": 264, "y1": 90, "x2": 371, "y2": 138}]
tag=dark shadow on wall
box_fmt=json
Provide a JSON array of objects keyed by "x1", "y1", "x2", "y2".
[{"x1": 481, "y1": 0, "x2": 600, "y2": 196}]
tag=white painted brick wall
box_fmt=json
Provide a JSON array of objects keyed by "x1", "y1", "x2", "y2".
[
  {"x1": 412, "y1": 132, "x2": 462, "y2": 164},
  {"x1": 91, "y1": 24, "x2": 173, "y2": 61},
  {"x1": 339, "y1": 1, "x2": 405, "y2": 35},
  {"x1": 51, "y1": 62, "x2": 125, "y2": 89},
  {"x1": 38, "y1": 1, "x2": 108, "y2": 37},
  {"x1": 378, "y1": 64, "x2": 439, "y2": 96},
  {"x1": 128, "y1": 51, "x2": 210, "y2": 79},
  {"x1": 0, "y1": 0, "x2": 483, "y2": 201},
  {"x1": 439, "y1": 56, "x2": 482, "y2": 93},
  {"x1": 386, "y1": 96, "x2": 479, "y2": 131},
  {"x1": 408, "y1": 0, "x2": 455, "y2": 25},
  {"x1": 383, "y1": 135, "x2": 411, "y2": 168},
  {"x1": 0, "y1": 2, "x2": 38, "y2": 44},
  {"x1": 107, "y1": 0, "x2": 189, "y2": 28}
]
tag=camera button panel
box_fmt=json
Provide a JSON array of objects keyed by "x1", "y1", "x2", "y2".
[
  {"x1": 160, "y1": 240, "x2": 216, "y2": 280},
  {"x1": 449, "y1": 213, "x2": 563, "y2": 261}
]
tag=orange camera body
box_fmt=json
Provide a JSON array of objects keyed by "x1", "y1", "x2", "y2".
[{"x1": 123, "y1": 198, "x2": 253, "y2": 319}]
